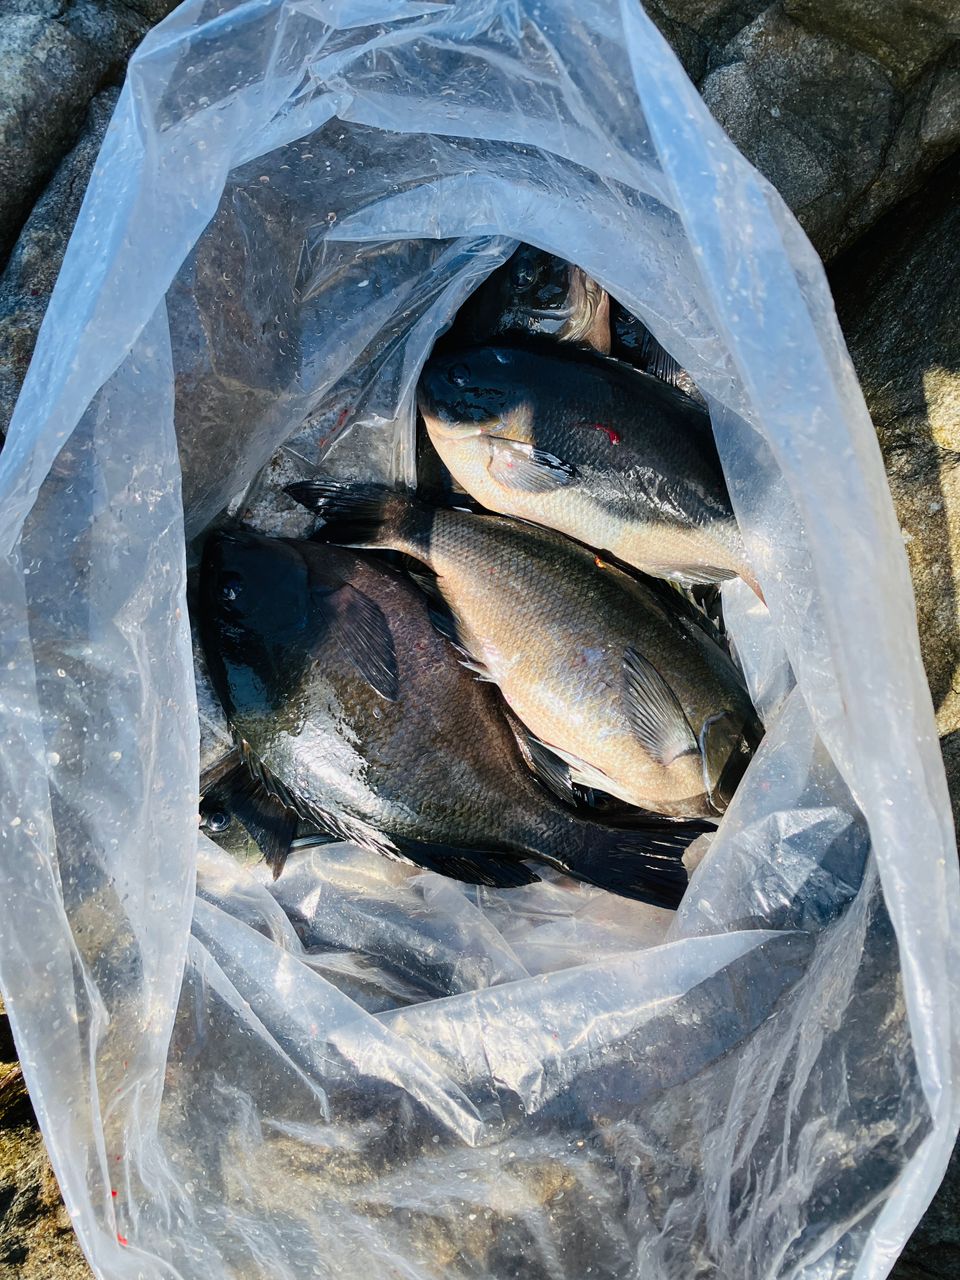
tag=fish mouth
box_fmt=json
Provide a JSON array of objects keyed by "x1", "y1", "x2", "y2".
[
  {"x1": 422, "y1": 415, "x2": 487, "y2": 442},
  {"x1": 699, "y1": 711, "x2": 759, "y2": 814}
]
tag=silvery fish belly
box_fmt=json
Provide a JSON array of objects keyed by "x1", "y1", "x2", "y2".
[
  {"x1": 199, "y1": 528, "x2": 704, "y2": 906},
  {"x1": 286, "y1": 485, "x2": 763, "y2": 822},
  {"x1": 417, "y1": 343, "x2": 762, "y2": 599}
]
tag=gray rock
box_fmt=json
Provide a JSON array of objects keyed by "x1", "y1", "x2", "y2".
[
  {"x1": 782, "y1": 0, "x2": 958, "y2": 87},
  {"x1": 0, "y1": 14, "x2": 101, "y2": 266},
  {"x1": 0, "y1": 1, "x2": 166, "y2": 269},
  {"x1": 645, "y1": 0, "x2": 770, "y2": 81},
  {"x1": 832, "y1": 153, "x2": 960, "y2": 829},
  {"x1": 0, "y1": 87, "x2": 118, "y2": 442},
  {"x1": 834, "y1": 165, "x2": 959, "y2": 1267},
  {"x1": 694, "y1": 2, "x2": 960, "y2": 259}
]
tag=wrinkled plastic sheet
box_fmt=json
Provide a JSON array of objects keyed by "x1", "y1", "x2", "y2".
[{"x1": 0, "y1": 1, "x2": 957, "y2": 1277}]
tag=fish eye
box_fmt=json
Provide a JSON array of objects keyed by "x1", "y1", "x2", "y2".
[
  {"x1": 203, "y1": 808, "x2": 231, "y2": 833},
  {"x1": 510, "y1": 259, "x2": 538, "y2": 289},
  {"x1": 447, "y1": 363, "x2": 471, "y2": 387},
  {"x1": 220, "y1": 573, "x2": 243, "y2": 602}
]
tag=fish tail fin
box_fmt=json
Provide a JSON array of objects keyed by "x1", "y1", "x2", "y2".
[
  {"x1": 742, "y1": 565, "x2": 766, "y2": 605},
  {"x1": 557, "y1": 819, "x2": 710, "y2": 909},
  {"x1": 286, "y1": 479, "x2": 418, "y2": 552}
]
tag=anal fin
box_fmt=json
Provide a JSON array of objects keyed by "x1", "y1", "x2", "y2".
[
  {"x1": 392, "y1": 837, "x2": 540, "y2": 889},
  {"x1": 505, "y1": 711, "x2": 577, "y2": 807}
]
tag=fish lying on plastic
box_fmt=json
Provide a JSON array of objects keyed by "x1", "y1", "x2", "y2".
[
  {"x1": 199, "y1": 528, "x2": 707, "y2": 904},
  {"x1": 441, "y1": 245, "x2": 611, "y2": 354},
  {"x1": 417, "y1": 343, "x2": 762, "y2": 599},
  {"x1": 287, "y1": 483, "x2": 762, "y2": 821},
  {"x1": 419, "y1": 247, "x2": 610, "y2": 507}
]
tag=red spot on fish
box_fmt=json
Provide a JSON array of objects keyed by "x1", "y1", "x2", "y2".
[
  {"x1": 589, "y1": 423, "x2": 620, "y2": 445},
  {"x1": 117, "y1": 1234, "x2": 128, "y2": 1246},
  {"x1": 111, "y1": 1190, "x2": 118, "y2": 1198}
]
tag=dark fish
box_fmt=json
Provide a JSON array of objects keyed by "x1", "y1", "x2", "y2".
[
  {"x1": 287, "y1": 483, "x2": 762, "y2": 821},
  {"x1": 198, "y1": 749, "x2": 333, "y2": 865},
  {"x1": 199, "y1": 529, "x2": 706, "y2": 905},
  {"x1": 610, "y1": 300, "x2": 704, "y2": 404},
  {"x1": 417, "y1": 343, "x2": 762, "y2": 599},
  {"x1": 419, "y1": 246, "x2": 610, "y2": 506},
  {"x1": 441, "y1": 246, "x2": 610, "y2": 355}
]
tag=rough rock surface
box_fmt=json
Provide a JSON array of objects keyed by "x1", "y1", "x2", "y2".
[
  {"x1": 0, "y1": 1, "x2": 158, "y2": 268},
  {"x1": 0, "y1": 86, "x2": 118, "y2": 441},
  {"x1": 832, "y1": 153, "x2": 960, "y2": 831},
  {"x1": 654, "y1": 0, "x2": 960, "y2": 260},
  {"x1": 829, "y1": 150, "x2": 960, "y2": 1280}
]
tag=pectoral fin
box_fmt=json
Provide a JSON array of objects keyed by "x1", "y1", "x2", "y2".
[
  {"x1": 313, "y1": 581, "x2": 399, "y2": 702},
  {"x1": 623, "y1": 648, "x2": 698, "y2": 766},
  {"x1": 486, "y1": 437, "x2": 576, "y2": 493}
]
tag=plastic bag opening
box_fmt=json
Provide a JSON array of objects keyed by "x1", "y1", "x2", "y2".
[{"x1": 0, "y1": 2, "x2": 957, "y2": 1278}]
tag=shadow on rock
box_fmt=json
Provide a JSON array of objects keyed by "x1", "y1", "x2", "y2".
[{"x1": 831, "y1": 151, "x2": 960, "y2": 725}]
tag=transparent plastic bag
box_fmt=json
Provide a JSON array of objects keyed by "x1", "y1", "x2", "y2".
[{"x1": 1, "y1": 1, "x2": 957, "y2": 1277}]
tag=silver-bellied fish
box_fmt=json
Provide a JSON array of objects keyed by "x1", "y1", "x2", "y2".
[
  {"x1": 419, "y1": 247, "x2": 611, "y2": 507},
  {"x1": 417, "y1": 343, "x2": 762, "y2": 599},
  {"x1": 200, "y1": 528, "x2": 706, "y2": 904},
  {"x1": 286, "y1": 484, "x2": 762, "y2": 822}
]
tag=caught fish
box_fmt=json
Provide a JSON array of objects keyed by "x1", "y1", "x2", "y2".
[
  {"x1": 287, "y1": 483, "x2": 762, "y2": 821},
  {"x1": 610, "y1": 300, "x2": 704, "y2": 405},
  {"x1": 200, "y1": 528, "x2": 705, "y2": 905},
  {"x1": 441, "y1": 246, "x2": 610, "y2": 354},
  {"x1": 199, "y1": 750, "x2": 333, "y2": 864},
  {"x1": 417, "y1": 343, "x2": 762, "y2": 599},
  {"x1": 419, "y1": 246, "x2": 610, "y2": 506}
]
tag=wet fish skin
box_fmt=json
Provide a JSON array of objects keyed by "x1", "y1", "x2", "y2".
[
  {"x1": 200, "y1": 528, "x2": 700, "y2": 904},
  {"x1": 610, "y1": 300, "x2": 705, "y2": 405},
  {"x1": 417, "y1": 343, "x2": 761, "y2": 598},
  {"x1": 441, "y1": 246, "x2": 611, "y2": 355},
  {"x1": 419, "y1": 245, "x2": 610, "y2": 505},
  {"x1": 287, "y1": 484, "x2": 761, "y2": 822}
]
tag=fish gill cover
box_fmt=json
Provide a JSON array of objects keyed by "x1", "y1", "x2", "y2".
[{"x1": 0, "y1": 0, "x2": 956, "y2": 1278}]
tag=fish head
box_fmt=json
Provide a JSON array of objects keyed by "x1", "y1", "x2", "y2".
[
  {"x1": 200, "y1": 529, "x2": 313, "y2": 720},
  {"x1": 418, "y1": 347, "x2": 535, "y2": 445},
  {"x1": 699, "y1": 709, "x2": 763, "y2": 814},
  {"x1": 505, "y1": 247, "x2": 572, "y2": 320},
  {"x1": 502, "y1": 250, "x2": 608, "y2": 350}
]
